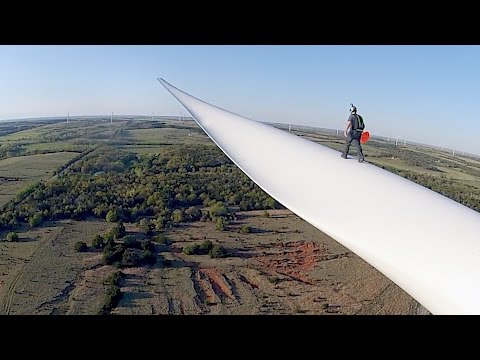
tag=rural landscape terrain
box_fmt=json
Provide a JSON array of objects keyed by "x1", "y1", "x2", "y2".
[{"x1": 1, "y1": 116, "x2": 479, "y2": 315}]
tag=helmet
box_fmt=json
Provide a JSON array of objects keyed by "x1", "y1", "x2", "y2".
[{"x1": 350, "y1": 104, "x2": 357, "y2": 113}]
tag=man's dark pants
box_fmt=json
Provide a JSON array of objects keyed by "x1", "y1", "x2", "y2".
[{"x1": 342, "y1": 130, "x2": 365, "y2": 161}]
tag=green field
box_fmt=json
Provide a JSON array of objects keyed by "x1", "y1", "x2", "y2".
[
  {"x1": 23, "y1": 142, "x2": 87, "y2": 153},
  {"x1": 121, "y1": 127, "x2": 210, "y2": 145},
  {"x1": 0, "y1": 152, "x2": 78, "y2": 207},
  {"x1": 0, "y1": 152, "x2": 77, "y2": 178},
  {"x1": 0, "y1": 120, "x2": 122, "y2": 145},
  {"x1": 0, "y1": 181, "x2": 26, "y2": 207},
  {"x1": 117, "y1": 145, "x2": 174, "y2": 155}
]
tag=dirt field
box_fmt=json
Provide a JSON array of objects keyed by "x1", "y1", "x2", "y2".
[
  {"x1": 0, "y1": 210, "x2": 428, "y2": 315},
  {"x1": 0, "y1": 220, "x2": 114, "y2": 315},
  {"x1": 112, "y1": 210, "x2": 427, "y2": 315}
]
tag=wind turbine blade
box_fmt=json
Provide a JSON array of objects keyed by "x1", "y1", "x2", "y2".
[{"x1": 157, "y1": 78, "x2": 480, "y2": 315}]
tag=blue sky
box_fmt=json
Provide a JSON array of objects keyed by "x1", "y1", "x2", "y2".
[{"x1": 0, "y1": 45, "x2": 479, "y2": 155}]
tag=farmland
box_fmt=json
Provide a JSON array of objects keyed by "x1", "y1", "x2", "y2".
[{"x1": 0, "y1": 116, "x2": 478, "y2": 315}]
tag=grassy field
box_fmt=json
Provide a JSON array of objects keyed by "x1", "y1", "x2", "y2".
[
  {"x1": 0, "y1": 118, "x2": 131, "y2": 208},
  {"x1": 0, "y1": 120, "x2": 123, "y2": 147},
  {"x1": 121, "y1": 127, "x2": 210, "y2": 145},
  {"x1": 0, "y1": 152, "x2": 78, "y2": 207},
  {"x1": 0, "y1": 220, "x2": 114, "y2": 315},
  {"x1": 116, "y1": 145, "x2": 175, "y2": 155},
  {"x1": 23, "y1": 142, "x2": 88, "y2": 153},
  {"x1": 0, "y1": 152, "x2": 77, "y2": 178}
]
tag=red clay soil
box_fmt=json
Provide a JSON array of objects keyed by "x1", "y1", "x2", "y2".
[
  {"x1": 193, "y1": 269, "x2": 217, "y2": 305},
  {"x1": 199, "y1": 268, "x2": 236, "y2": 301},
  {"x1": 255, "y1": 241, "x2": 328, "y2": 284}
]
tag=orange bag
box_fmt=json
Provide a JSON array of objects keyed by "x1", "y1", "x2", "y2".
[{"x1": 361, "y1": 131, "x2": 370, "y2": 143}]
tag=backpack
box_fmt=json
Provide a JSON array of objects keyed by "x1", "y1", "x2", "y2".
[{"x1": 355, "y1": 114, "x2": 365, "y2": 131}]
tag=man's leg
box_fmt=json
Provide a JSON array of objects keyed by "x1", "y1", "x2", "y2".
[
  {"x1": 352, "y1": 137, "x2": 365, "y2": 162},
  {"x1": 342, "y1": 136, "x2": 353, "y2": 158}
]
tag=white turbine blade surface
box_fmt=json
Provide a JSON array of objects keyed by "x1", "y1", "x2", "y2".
[{"x1": 158, "y1": 78, "x2": 480, "y2": 315}]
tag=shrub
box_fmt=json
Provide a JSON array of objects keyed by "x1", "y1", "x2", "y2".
[
  {"x1": 141, "y1": 250, "x2": 157, "y2": 265},
  {"x1": 6, "y1": 232, "x2": 19, "y2": 242},
  {"x1": 216, "y1": 217, "x2": 226, "y2": 231},
  {"x1": 153, "y1": 216, "x2": 166, "y2": 230},
  {"x1": 145, "y1": 226, "x2": 154, "y2": 237},
  {"x1": 239, "y1": 225, "x2": 251, "y2": 234},
  {"x1": 110, "y1": 222, "x2": 126, "y2": 240},
  {"x1": 265, "y1": 197, "x2": 276, "y2": 209},
  {"x1": 28, "y1": 213, "x2": 43, "y2": 228},
  {"x1": 185, "y1": 206, "x2": 202, "y2": 222},
  {"x1": 99, "y1": 285, "x2": 122, "y2": 314},
  {"x1": 171, "y1": 209, "x2": 184, "y2": 223},
  {"x1": 75, "y1": 241, "x2": 88, "y2": 252},
  {"x1": 141, "y1": 240, "x2": 155, "y2": 252},
  {"x1": 209, "y1": 201, "x2": 228, "y2": 220},
  {"x1": 198, "y1": 240, "x2": 213, "y2": 254},
  {"x1": 138, "y1": 218, "x2": 148, "y2": 226},
  {"x1": 106, "y1": 209, "x2": 119, "y2": 222},
  {"x1": 91, "y1": 234, "x2": 105, "y2": 249},
  {"x1": 103, "y1": 245, "x2": 124, "y2": 265},
  {"x1": 104, "y1": 271, "x2": 124, "y2": 286},
  {"x1": 268, "y1": 276, "x2": 281, "y2": 284},
  {"x1": 153, "y1": 233, "x2": 171, "y2": 245},
  {"x1": 183, "y1": 243, "x2": 200, "y2": 255},
  {"x1": 103, "y1": 232, "x2": 115, "y2": 246},
  {"x1": 123, "y1": 235, "x2": 140, "y2": 249},
  {"x1": 209, "y1": 244, "x2": 228, "y2": 258},
  {"x1": 121, "y1": 249, "x2": 142, "y2": 267}
]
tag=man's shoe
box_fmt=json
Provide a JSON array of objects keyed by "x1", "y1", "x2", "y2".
[
  {"x1": 341, "y1": 154, "x2": 347, "y2": 159},
  {"x1": 358, "y1": 158, "x2": 364, "y2": 163}
]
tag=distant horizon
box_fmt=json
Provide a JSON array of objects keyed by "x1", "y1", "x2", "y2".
[
  {"x1": 3, "y1": 113, "x2": 478, "y2": 158},
  {"x1": 1, "y1": 46, "x2": 480, "y2": 155}
]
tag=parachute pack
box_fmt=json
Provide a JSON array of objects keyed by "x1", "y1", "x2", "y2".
[{"x1": 355, "y1": 114, "x2": 365, "y2": 131}]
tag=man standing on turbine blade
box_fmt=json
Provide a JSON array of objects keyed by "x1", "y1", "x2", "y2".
[{"x1": 341, "y1": 104, "x2": 365, "y2": 163}]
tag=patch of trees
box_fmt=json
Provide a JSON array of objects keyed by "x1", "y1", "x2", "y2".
[
  {"x1": 0, "y1": 144, "x2": 281, "y2": 231},
  {"x1": 99, "y1": 270, "x2": 124, "y2": 315},
  {"x1": 183, "y1": 240, "x2": 229, "y2": 258},
  {"x1": 53, "y1": 147, "x2": 97, "y2": 175},
  {"x1": 102, "y1": 237, "x2": 157, "y2": 268},
  {"x1": 0, "y1": 143, "x2": 26, "y2": 160}
]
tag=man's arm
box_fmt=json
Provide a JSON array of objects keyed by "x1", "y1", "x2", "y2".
[{"x1": 344, "y1": 120, "x2": 351, "y2": 137}]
